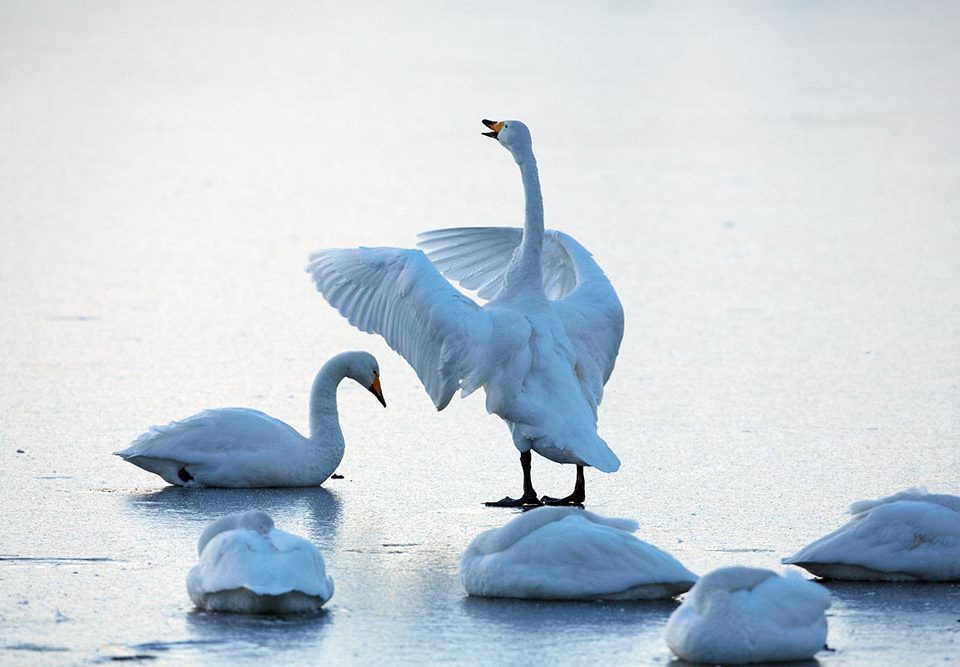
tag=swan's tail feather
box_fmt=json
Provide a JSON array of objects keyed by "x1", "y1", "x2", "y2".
[
  {"x1": 518, "y1": 424, "x2": 621, "y2": 474},
  {"x1": 115, "y1": 418, "x2": 209, "y2": 485},
  {"x1": 115, "y1": 455, "x2": 190, "y2": 486},
  {"x1": 581, "y1": 436, "x2": 621, "y2": 473}
]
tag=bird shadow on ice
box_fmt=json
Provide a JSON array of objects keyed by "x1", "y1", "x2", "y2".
[
  {"x1": 460, "y1": 596, "x2": 679, "y2": 634},
  {"x1": 125, "y1": 486, "x2": 342, "y2": 548}
]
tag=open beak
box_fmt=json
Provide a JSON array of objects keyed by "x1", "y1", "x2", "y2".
[
  {"x1": 368, "y1": 375, "x2": 386, "y2": 408},
  {"x1": 482, "y1": 118, "x2": 504, "y2": 139}
]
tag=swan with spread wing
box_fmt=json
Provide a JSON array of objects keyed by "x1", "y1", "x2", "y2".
[{"x1": 307, "y1": 120, "x2": 623, "y2": 506}]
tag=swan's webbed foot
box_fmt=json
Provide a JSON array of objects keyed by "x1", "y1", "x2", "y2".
[
  {"x1": 541, "y1": 465, "x2": 586, "y2": 506},
  {"x1": 540, "y1": 492, "x2": 584, "y2": 507},
  {"x1": 485, "y1": 494, "x2": 543, "y2": 508},
  {"x1": 485, "y1": 451, "x2": 542, "y2": 508}
]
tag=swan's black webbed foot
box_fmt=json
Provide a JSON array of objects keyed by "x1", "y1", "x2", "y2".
[
  {"x1": 541, "y1": 465, "x2": 585, "y2": 506},
  {"x1": 178, "y1": 466, "x2": 193, "y2": 483},
  {"x1": 540, "y1": 493, "x2": 584, "y2": 507},
  {"x1": 485, "y1": 494, "x2": 543, "y2": 508},
  {"x1": 486, "y1": 451, "x2": 542, "y2": 507}
]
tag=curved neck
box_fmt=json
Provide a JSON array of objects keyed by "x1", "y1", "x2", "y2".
[
  {"x1": 308, "y1": 355, "x2": 350, "y2": 447},
  {"x1": 503, "y1": 149, "x2": 545, "y2": 298}
]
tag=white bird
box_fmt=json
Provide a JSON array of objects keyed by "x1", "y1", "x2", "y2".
[
  {"x1": 114, "y1": 351, "x2": 385, "y2": 488},
  {"x1": 783, "y1": 487, "x2": 960, "y2": 581},
  {"x1": 187, "y1": 511, "x2": 334, "y2": 614},
  {"x1": 665, "y1": 566, "x2": 831, "y2": 665},
  {"x1": 308, "y1": 120, "x2": 624, "y2": 506},
  {"x1": 460, "y1": 506, "x2": 697, "y2": 600}
]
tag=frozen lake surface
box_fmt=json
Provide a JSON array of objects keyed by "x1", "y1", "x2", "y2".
[{"x1": 2, "y1": 1, "x2": 959, "y2": 664}]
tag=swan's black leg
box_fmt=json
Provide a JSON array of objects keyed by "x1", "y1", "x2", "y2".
[
  {"x1": 541, "y1": 465, "x2": 585, "y2": 506},
  {"x1": 485, "y1": 451, "x2": 542, "y2": 507}
]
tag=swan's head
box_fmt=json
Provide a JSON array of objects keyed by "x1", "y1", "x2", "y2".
[
  {"x1": 344, "y1": 351, "x2": 386, "y2": 407},
  {"x1": 482, "y1": 119, "x2": 532, "y2": 161}
]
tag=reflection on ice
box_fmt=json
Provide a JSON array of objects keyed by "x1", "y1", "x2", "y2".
[
  {"x1": 3, "y1": 643, "x2": 70, "y2": 654},
  {"x1": 460, "y1": 595, "x2": 679, "y2": 633},
  {"x1": 668, "y1": 659, "x2": 820, "y2": 667},
  {"x1": 820, "y1": 581, "x2": 960, "y2": 664},
  {"x1": 96, "y1": 640, "x2": 227, "y2": 663},
  {"x1": 185, "y1": 609, "x2": 331, "y2": 659},
  {"x1": 824, "y1": 580, "x2": 960, "y2": 616},
  {"x1": 125, "y1": 486, "x2": 342, "y2": 548}
]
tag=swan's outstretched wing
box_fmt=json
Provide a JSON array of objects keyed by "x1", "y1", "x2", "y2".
[
  {"x1": 417, "y1": 227, "x2": 577, "y2": 301},
  {"x1": 417, "y1": 227, "x2": 623, "y2": 408},
  {"x1": 417, "y1": 227, "x2": 523, "y2": 300},
  {"x1": 550, "y1": 231, "x2": 624, "y2": 411},
  {"x1": 307, "y1": 247, "x2": 491, "y2": 410}
]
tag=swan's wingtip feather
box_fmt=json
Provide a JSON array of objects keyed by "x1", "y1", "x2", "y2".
[{"x1": 590, "y1": 452, "x2": 621, "y2": 474}]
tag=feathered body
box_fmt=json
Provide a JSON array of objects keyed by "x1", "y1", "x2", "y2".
[
  {"x1": 308, "y1": 121, "x2": 623, "y2": 480},
  {"x1": 114, "y1": 351, "x2": 383, "y2": 488},
  {"x1": 665, "y1": 566, "x2": 831, "y2": 665},
  {"x1": 783, "y1": 487, "x2": 960, "y2": 581},
  {"x1": 460, "y1": 507, "x2": 696, "y2": 600},
  {"x1": 187, "y1": 511, "x2": 334, "y2": 614}
]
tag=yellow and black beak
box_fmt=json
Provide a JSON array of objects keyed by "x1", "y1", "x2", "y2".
[
  {"x1": 482, "y1": 119, "x2": 504, "y2": 139},
  {"x1": 368, "y1": 374, "x2": 386, "y2": 408}
]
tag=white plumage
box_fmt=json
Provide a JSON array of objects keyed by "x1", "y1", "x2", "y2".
[
  {"x1": 187, "y1": 511, "x2": 334, "y2": 614},
  {"x1": 416, "y1": 226, "x2": 624, "y2": 416},
  {"x1": 783, "y1": 487, "x2": 960, "y2": 581},
  {"x1": 114, "y1": 351, "x2": 385, "y2": 488},
  {"x1": 665, "y1": 566, "x2": 831, "y2": 665},
  {"x1": 308, "y1": 249, "x2": 488, "y2": 411},
  {"x1": 460, "y1": 507, "x2": 697, "y2": 600},
  {"x1": 308, "y1": 120, "x2": 623, "y2": 504}
]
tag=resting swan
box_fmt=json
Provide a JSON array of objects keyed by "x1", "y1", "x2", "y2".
[
  {"x1": 187, "y1": 511, "x2": 334, "y2": 614},
  {"x1": 308, "y1": 120, "x2": 623, "y2": 506},
  {"x1": 114, "y1": 351, "x2": 385, "y2": 487},
  {"x1": 783, "y1": 487, "x2": 960, "y2": 581},
  {"x1": 665, "y1": 566, "x2": 831, "y2": 664},
  {"x1": 460, "y1": 507, "x2": 697, "y2": 600}
]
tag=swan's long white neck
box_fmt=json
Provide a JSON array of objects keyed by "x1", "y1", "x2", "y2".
[
  {"x1": 307, "y1": 354, "x2": 351, "y2": 465},
  {"x1": 502, "y1": 148, "x2": 546, "y2": 299}
]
